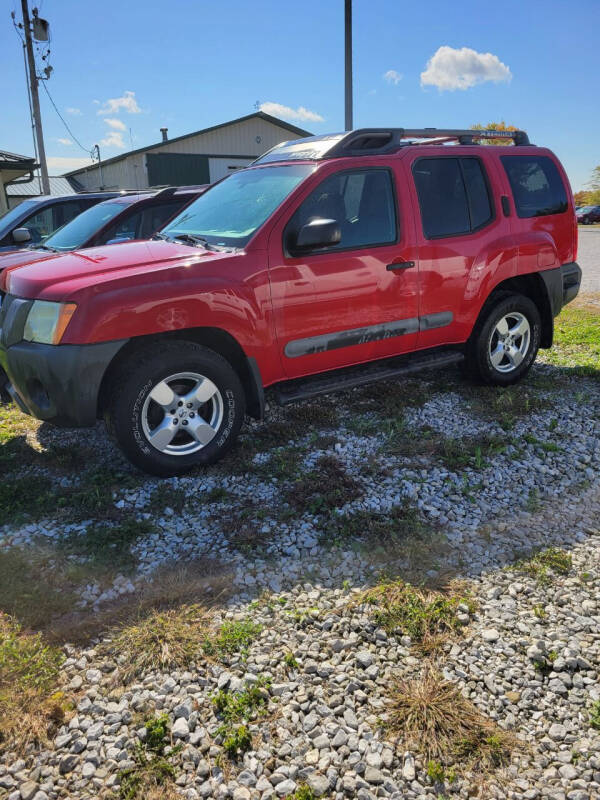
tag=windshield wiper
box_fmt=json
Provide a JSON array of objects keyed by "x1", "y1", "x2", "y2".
[
  {"x1": 171, "y1": 233, "x2": 222, "y2": 251},
  {"x1": 31, "y1": 243, "x2": 59, "y2": 252},
  {"x1": 151, "y1": 232, "x2": 173, "y2": 242}
]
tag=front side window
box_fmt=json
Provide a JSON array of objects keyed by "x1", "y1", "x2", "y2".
[
  {"x1": 412, "y1": 157, "x2": 493, "y2": 239},
  {"x1": 44, "y1": 201, "x2": 125, "y2": 251},
  {"x1": 286, "y1": 168, "x2": 397, "y2": 253},
  {"x1": 162, "y1": 164, "x2": 314, "y2": 248},
  {"x1": 501, "y1": 155, "x2": 568, "y2": 218},
  {"x1": 20, "y1": 205, "x2": 55, "y2": 242}
]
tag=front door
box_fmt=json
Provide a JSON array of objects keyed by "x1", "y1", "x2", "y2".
[{"x1": 267, "y1": 163, "x2": 420, "y2": 380}]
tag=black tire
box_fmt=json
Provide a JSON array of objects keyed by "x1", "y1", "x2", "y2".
[
  {"x1": 105, "y1": 341, "x2": 245, "y2": 477},
  {"x1": 465, "y1": 293, "x2": 541, "y2": 386}
]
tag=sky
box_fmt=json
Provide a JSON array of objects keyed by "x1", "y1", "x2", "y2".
[{"x1": 1, "y1": 0, "x2": 598, "y2": 191}]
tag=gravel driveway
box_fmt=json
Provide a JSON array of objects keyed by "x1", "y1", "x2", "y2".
[{"x1": 578, "y1": 227, "x2": 600, "y2": 294}]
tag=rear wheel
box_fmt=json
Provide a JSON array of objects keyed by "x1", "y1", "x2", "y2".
[
  {"x1": 105, "y1": 342, "x2": 245, "y2": 476},
  {"x1": 465, "y1": 293, "x2": 541, "y2": 385}
]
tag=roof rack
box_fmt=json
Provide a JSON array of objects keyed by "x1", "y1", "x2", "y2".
[
  {"x1": 254, "y1": 127, "x2": 531, "y2": 165},
  {"x1": 326, "y1": 127, "x2": 531, "y2": 158}
]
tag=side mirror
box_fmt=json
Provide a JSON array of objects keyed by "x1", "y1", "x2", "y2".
[
  {"x1": 294, "y1": 218, "x2": 341, "y2": 252},
  {"x1": 12, "y1": 228, "x2": 31, "y2": 244}
]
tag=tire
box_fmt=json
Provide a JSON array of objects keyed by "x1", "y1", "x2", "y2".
[
  {"x1": 105, "y1": 341, "x2": 245, "y2": 477},
  {"x1": 465, "y1": 293, "x2": 541, "y2": 386}
]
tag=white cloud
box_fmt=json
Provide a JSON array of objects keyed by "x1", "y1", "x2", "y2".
[
  {"x1": 65, "y1": 107, "x2": 81, "y2": 116},
  {"x1": 383, "y1": 69, "x2": 403, "y2": 85},
  {"x1": 104, "y1": 117, "x2": 127, "y2": 131},
  {"x1": 97, "y1": 90, "x2": 141, "y2": 115},
  {"x1": 47, "y1": 156, "x2": 92, "y2": 172},
  {"x1": 57, "y1": 138, "x2": 73, "y2": 146},
  {"x1": 420, "y1": 46, "x2": 512, "y2": 91},
  {"x1": 259, "y1": 101, "x2": 324, "y2": 123},
  {"x1": 99, "y1": 131, "x2": 126, "y2": 149}
]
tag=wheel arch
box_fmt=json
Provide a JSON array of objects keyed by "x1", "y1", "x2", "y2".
[
  {"x1": 97, "y1": 327, "x2": 264, "y2": 420},
  {"x1": 477, "y1": 273, "x2": 554, "y2": 348}
]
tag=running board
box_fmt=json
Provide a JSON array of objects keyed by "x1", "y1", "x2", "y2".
[{"x1": 275, "y1": 349, "x2": 464, "y2": 406}]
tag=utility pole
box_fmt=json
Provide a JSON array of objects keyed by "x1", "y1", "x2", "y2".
[
  {"x1": 21, "y1": 0, "x2": 50, "y2": 194},
  {"x1": 92, "y1": 145, "x2": 104, "y2": 189},
  {"x1": 344, "y1": 0, "x2": 353, "y2": 131}
]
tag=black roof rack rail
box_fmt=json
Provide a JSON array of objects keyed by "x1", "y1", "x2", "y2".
[{"x1": 326, "y1": 127, "x2": 530, "y2": 158}]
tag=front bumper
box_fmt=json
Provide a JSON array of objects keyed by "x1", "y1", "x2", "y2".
[{"x1": 0, "y1": 294, "x2": 127, "y2": 427}]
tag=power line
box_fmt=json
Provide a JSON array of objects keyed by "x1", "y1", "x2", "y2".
[{"x1": 40, "y1": 79, "x2": 92, "y2": 156}]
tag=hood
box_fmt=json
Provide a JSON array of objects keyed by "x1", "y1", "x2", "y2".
[
  {"x1": 0, "y1": 248, "x2": 55, "y2": 273},
  {"x1": 4, "y1": 239, "x2": 232, "y2": 301}
]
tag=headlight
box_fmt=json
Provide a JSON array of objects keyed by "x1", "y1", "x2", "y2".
[{"x1": 23, "y1": 300, "x2": 77, "y2": 345}]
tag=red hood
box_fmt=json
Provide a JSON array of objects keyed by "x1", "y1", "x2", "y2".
[
  {"x1": 5, "y1": 240, "x2": 230, "y2": 301},
  {"x1": 0, "y1": 248, "x2": 54, "y2": 272}
]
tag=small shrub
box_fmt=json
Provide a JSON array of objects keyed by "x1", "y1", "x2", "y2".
[
  {"x1": 214, "y1": 679, "x2": 270, "y2": 760},
  {"x1": 292, "y1": 785, "x2": 317, "y2": 800},
  {"x1": 222, "y1": 724, "x2": 252, "y2": 759},
  {"x1": 426, "y1": 759, "x2": 446, "y2": 784},
  {"x1": 284, "y1": 651, "x2": 299, "y2": 670}
]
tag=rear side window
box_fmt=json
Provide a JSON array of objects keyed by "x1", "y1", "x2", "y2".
[
  {"x1": 501, "y1": 156, "x2": 567, "y2": 218},
  {"x1": 412, "y1": 157, "x2": 493, "y2": 239}
]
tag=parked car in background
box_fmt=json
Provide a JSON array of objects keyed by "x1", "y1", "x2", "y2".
[
  {"x1": 576, "y1": 205, "x2": 600, "y2": 224},
  {"x1": 0, "y1": 127, "x2": 581, "y2": 476},
  {"x1": 0, "y1": 186, "x2": 207, "y2": 275},
  {"x1": 0, "y1": 192, "x2": 118, "y2": 252}
]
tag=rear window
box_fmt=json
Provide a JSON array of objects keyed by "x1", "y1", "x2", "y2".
[
  {"x1": 501, "y1": 155, "x2": 567, "y2": 218},
  {"x1": 412, "y1": 157, "x2": 493, "y2": 239}
]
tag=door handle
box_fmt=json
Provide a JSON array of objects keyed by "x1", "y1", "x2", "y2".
[{"x1": 386, "y1": 260, "x2": 415, "y2": 271}]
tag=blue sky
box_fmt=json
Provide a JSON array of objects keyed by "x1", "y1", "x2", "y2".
[{"x1": 1, "y1": 0, "x2": 598, "y2": 190}]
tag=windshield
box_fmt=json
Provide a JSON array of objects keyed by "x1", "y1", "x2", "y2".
[
  {"x1": 578, "y1": 206, "x2": 594, "y2": 213},
  {"x1": 161, "y1": 164, "x2": 314, "y2": 248},
  {"x1": 43, "y1": 201, "x2": 125, "y2": 251},
  {"x1": 0, "y1": 199, "x2": 38, "y2": 232}
]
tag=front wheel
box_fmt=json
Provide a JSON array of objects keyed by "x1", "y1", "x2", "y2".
[
  {"x1": 105, "y1": 342, "x2": 245, "y2": 476},
  {"x1": 465, "y1": 293, "x2": 541, "y2": 386}
]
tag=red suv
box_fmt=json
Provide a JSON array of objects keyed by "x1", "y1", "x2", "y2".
[{"x1": 0, "y1": 128, "x2": 581, "y2": 476}]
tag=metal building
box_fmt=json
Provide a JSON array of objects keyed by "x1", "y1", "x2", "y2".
[{"x1": 64, "y1": 112, "x2": 312, "y2": 191}]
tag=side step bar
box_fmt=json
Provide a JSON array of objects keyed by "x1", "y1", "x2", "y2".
[{"x1": 275, "y1": 349, "x2": 464, "y2": 406}]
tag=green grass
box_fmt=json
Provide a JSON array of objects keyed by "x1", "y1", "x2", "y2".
[
  {"x1": 213, "y1": 678, "x2": 270, "y2": 759},
  {"x1": 590, "y1": 700, "x2": 600, "y2": 731},
  {"x1": 118, "y1": 714, "x2": 181, "y2": 800},
  {"x1": 542, "y1": 304, "x2": 600, "y2": 376},
  {"x1": 0, "y1": 614, "x2": 67, "y2": 753},
  {"x1": 202, "y1": 618, "x2": 262, "y2": 658},
  {"x1": 361, "y1": 579, "x2": 474, "y2": 651},
  {"x1": 57, "y1": 516, "x2": 155, "y2": 575},
  {"x1": 517, "y1": 547, "x2": 572, "y2": 585}
]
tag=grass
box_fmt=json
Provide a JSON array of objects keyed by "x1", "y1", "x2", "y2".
[
  {"x1": 57, "y1": 516, "x2": 155, "y2": 576},
  {"x1": 213, "y1": 677, "x2": 270, "y2": 759},
  {"x1": 386, "y1": 667, "x2": 516, "y2": 776},
  {"x1": 322, "y1": 502, "x2": 431, "y2": 549},
  {"x1": 542, "y1": 303, "x2": 600, "y2": 376},
  {"x1": 285, "y1": 454, "x2": 363, "y2": 514},
  {"x1": 385, "y1": 425, "x2": 508, "y2": 470},
  {"x1": 360, "y1": 579, "x2": 474, "y2": 652},
  {"x1": 291, "y1": 786, "x2": 318, "y2": 800},
  {"x1": 106, "y1": 604, "x2": 213, "y2": 682},
  {"x1": 590, "y1": 700, "x2": 600, "y2": 731},
  {"x1": 0, "y1": 614, "x2": 68, "y2": 753},
  {"x1": 118, "y1": 714, "x2": 181, "y2": 800},
  {"x1": 517, "y1": 547, "x2": 572, "y2": 585},
  {"x1": 203, "y1": 618, "x2": 262, "y2": 659}
]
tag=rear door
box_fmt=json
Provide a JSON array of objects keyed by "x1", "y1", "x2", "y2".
[
  {"x1": 405, "y1": 151, "x2": 504, "y2": 348},
  {"x1": 267, "y1": 162, "x2": 419, "y2": 379}
]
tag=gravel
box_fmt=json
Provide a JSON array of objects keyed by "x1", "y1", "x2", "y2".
[{"x1": 1, "y1": 358, "x2": 599, "y2": 798}]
